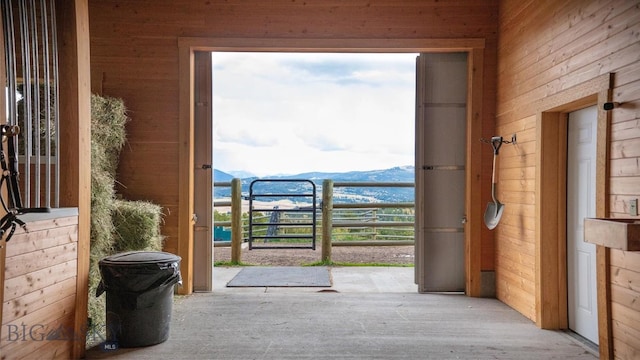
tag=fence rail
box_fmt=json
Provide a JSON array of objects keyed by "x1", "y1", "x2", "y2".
[{"x1": 213, "y1": 178, "x2": 415, "y2": 263}]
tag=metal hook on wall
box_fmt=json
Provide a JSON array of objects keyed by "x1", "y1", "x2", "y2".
[{"x1": 480, "y1": 133, "x2": 517, "y2": 146}]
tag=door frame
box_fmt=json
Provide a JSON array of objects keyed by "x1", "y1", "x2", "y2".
[
  {"x1": 535, "y1": 73, "x2": 613, "y2": 358},
  {"x1": 177, "y1": 37, "x2": 486, "y2": 296}
]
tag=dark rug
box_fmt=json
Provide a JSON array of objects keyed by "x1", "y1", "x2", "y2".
[{"x1": 226, "y1": 266, "x2": 332, "y2": 287}]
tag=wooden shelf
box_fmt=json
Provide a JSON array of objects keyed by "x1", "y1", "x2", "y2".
[{"x1": 584, "y1": 218, "x2": 640, "y2": 251}]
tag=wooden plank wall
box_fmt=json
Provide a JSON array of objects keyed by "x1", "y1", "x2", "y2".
[
  {"x1": 496, "y1": 0, "x2": 640, "y2": 355},
  {"x1": 87, "y1": 0, "x2": 499, "y2": 270},
  {"x1": 1, "y1": 216, "x2": 78, "y2": 360},
  {"x1": 610, "y1": 250, "x2": 640, "y2": 358}
]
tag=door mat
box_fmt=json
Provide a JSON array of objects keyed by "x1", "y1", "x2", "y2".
[{"x1": 226, "y1": 266, "x2": 332, "y2": 287}]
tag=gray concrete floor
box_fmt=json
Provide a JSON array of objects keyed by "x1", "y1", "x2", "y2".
[{"x1": 86, "y1": 267, "x2": 598, "y2": 360}]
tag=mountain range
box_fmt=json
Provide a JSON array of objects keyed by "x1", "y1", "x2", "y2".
[{"x1": 213, "y1": 166, "x2": 415, "y2": 203}]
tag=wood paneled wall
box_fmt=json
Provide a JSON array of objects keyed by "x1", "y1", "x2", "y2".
[
  {"x1": 88, "y1": 0, "x2": 499, "y2": 273},
  {"x1": 610, "y1": 249, "x2": 640, "y2": 359},
  {"x1": 1, "y1": 215, "x2": 78, "y2": 359},
  {"x1": 497, "y1": 0, "x2": 640, "y2": 357}
]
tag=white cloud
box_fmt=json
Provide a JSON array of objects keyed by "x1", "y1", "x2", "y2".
[{"x1": 212, "y1": 52, "x2": 417, "y2": 177}]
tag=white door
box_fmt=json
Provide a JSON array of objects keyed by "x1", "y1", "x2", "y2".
[
  {"x1": 415, "y1": 53, "x2": 467, "y2": 292},
  {"x1": 567, "y1": 105, "x2": 598, "y2": 344}
]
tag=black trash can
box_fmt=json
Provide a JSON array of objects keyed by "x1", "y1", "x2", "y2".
[{"x1": 96, "y1": 251, "x2": 181, "y2": 348}]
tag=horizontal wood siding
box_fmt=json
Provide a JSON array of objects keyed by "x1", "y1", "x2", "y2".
[
  {"x1": 610, "y1": 249, "x2": 640, "y2": 359},
  {"x1": 88, "y1": 0, "x2": 499, "y2": 271},
  {"x1": 1, "y1": 216, "x2": 79, "y2": 360},
  {"x1": 497, "y1": 0, "x2": 640, "y2": 355}
]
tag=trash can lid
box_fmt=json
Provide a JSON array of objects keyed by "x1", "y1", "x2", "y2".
[{"x1": 99, "y1": 251, "x2": 181, "y2": 267}]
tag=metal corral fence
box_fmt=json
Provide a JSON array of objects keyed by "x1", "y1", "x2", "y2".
[{"x1": 213, "y1": 178, "x2": 415, "y2": 263}]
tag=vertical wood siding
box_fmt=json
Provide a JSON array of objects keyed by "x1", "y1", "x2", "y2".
[
  {"x1": 497, "y1": 0, "x2": 640, "y2": 355},
  {"x1": 88, "y1": 0, "x2": 499, "y2": 270},
  {"x1": 1, "y1": 216, "x2": 78, "y2": 360}
]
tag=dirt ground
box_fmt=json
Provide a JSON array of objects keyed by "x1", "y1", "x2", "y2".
[{"x1": 214, "y1": 244, "x2": 414, "y2": 266}]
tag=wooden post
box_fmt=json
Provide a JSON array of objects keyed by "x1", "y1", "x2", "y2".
[
  {"x1": 372, "y1": 209, "x2": 377, "y2": 241},
  {"x1": 322, "y1": 179, "x2": 333, "y2": 263},
  {"x1": 231, "y1": 178, "x2": 242, "y2": 263},
  {"x1": 595, "y1": 86, "x2": 613, "y2": 360},
  {"x1": 177, "y1": 42, "x2": 194, "y2": 295},
  {"x1": 57, "y1": 0, "x2": 92, "y2": 357}
]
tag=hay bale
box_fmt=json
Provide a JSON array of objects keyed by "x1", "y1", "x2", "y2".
[
  {"x1": 87, "y1": 94, "x2": 128, "y2": 340},
  {"x1": 88, "y1": 169, "x2": 115, "y2": 335},
  {"x1": 90, "y1": 94, "x2": 128, "y2": 176},
  {"x1": 90, "y1": 171, "x2": 116, "y2": 252},
  {"x1": 112, "y1": 199, "x2": 164, "y2": 252}
]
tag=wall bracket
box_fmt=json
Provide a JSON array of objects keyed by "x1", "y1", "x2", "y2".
[{"x1": 480, "y1": 133, "x2": 517, "y2": 145}]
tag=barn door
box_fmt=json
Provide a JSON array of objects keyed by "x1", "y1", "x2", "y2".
[
  {"x1": 415, "y1": 53, "x2": 468, "y2": 292},
  {"x1": 193, "y1": 52, "x2": 213, "y2": 292},
  {"x1": 567, "y1": 105, "x2": 599, "y2": 344}
]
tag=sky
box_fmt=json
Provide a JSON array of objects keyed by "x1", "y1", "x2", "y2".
[{"x1": 211, "y1": 52, "x2": 417, "y2": 177}]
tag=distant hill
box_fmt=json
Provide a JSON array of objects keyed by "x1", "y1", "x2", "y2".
[
  {"x1": 226, "y1": 170, "x2": 256, "y2": 179},
  {"x1": 213, "y1": 169, "x2": 234, "y2": 182},
  {"x1": 213, "y1": 166, "x2": 415, "y2": 203},
  {"x1": 291, "y1": 166, "x2": 414, "y2": 182}
]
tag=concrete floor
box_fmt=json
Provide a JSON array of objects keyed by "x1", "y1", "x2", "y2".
[{"x1": 86, "y1": 267, "x2": 598, "y2": 360}]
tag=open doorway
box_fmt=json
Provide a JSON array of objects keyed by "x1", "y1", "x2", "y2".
[{"x1": 203, "y1": 52, "x2": 418, "y2": 288}]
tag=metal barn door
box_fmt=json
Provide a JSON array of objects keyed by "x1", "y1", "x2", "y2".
[
  {"x1": 193, "y1": 52, "x2": 214, "y2": 292},
  {"x1": 567, "y1": 106, "x2": 599, "y2": 344},
  {"x1": 415, "y1": 53, "x2": 467, "y2": 292}
]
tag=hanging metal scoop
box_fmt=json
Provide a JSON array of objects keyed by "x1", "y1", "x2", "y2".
[{"x1": 484, "y1": 136, "x2": 504, "y2": 230}]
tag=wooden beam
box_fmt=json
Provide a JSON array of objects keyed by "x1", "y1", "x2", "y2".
[
  {"x1": 177, "y1": 44, "x2": 194, "y2": 295},
  {"x1": 56, "y1": 0, "x2": 92, "y2": 357},
  {"x1": 179, "y1": 37, "x2": 486, "y2": 53},
  {"x1": 466, "y1": 48, "x2": 484, "y2": 297},
  {"x1": 556, "y1": 117, "x2": 568, "y2": 330},
  {"x1": 535, "y1": 111, "x2": 567, "y2": 329},
  {"x1": 595, "y1": 85, "x2": 613, "y2": 360}
]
